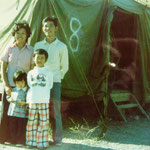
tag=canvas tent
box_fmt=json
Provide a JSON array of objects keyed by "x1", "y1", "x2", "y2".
[{"x1": 0, "y1": 0, "x2": 150, "y2": 109}]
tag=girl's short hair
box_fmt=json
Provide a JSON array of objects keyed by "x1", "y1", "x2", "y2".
[
  {"x1": 12, "y1": 20, "x2": 31, "y2": 42},
  {"x1": 33, "y1": 49, "x2": 48, "y2": 61},
  {"x1": 13, "y1": 71, "x2": 27, "y2": 85}
]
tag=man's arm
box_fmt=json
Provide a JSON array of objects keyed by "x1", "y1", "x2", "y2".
[
  {"x1": 27, "y1": 71, "x2": 32, "y2": 88},
  {"x1": 60, "y1": 45, "x2": 69, "y2": 79}
]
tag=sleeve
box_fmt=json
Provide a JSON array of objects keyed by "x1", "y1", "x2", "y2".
[
  {"x1": 34, "y1": 43, "x2": 37, "y2": 50},
  {"x1": 30, "y1": 47, "x2": 34, "y2": 65},
  {"x1": 27, "y1": 72, "x2": 32, "y2": 88},
  {"x1": 6, "y1": 95, "x2": 12, "y2": 102},
  {"x1": 60, "y1": 45, "x2": 69, "y2": 79},
  {"x1": 0, "y1": 46, "x2": 11, "y2": 62},
  {"x1": 6, "y1": 88, "x2": 15, "y2": 102},
  {"x1": 48, "y1": 71, "x2": 53, "y2": 89}
]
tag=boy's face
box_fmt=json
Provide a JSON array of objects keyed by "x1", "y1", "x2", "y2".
[
  {"x1": 42, "y1": 21, "x2": 58, "y2": 39},
  {"x1": 16, "y1": 80, "x2": 26, "y2": 89},
  {"x1": 34, "y1": 54, "x2": 46, "y2": 68}
]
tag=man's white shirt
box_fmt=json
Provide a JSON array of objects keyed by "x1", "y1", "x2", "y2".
[{"x1": 34, "y1": 38, "x2": 69, "y2": 83}]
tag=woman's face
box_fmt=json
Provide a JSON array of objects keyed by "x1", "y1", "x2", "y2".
[{"x1": 14, "y1": 28, "x2": 27, "y2": 44}]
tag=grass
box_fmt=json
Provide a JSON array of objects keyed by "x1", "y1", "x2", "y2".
[{"x1": 68, "y1": 117, "x2": 102, "y2": 140}]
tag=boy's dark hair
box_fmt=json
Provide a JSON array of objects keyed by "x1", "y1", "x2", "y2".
[
  {"x1": 33, "y1": 49, "x2": 48, "y2": 61},
  {"x1": 42, "y1": 16, "x2": 58, "y2": 27},
  {"x1": 13, "y1": 71, "x2": 27, "y2": 85},
  {"x1": 12, "y1": 20, "x2": 31, "y2": 42}
]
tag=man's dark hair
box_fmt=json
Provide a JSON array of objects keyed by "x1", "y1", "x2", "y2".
[
  {"x1": 33, "y1": 49, "x2": 48, "y2": 61},
  {"x1": 13, "y1": 71, "x2": 27, "y2": 85},
  {"x1": 12, "y1": 20, "x2": 31, "y2": 42},
  {"x1": 42, "y1": 16, "x2": 58, "y2": 27}
]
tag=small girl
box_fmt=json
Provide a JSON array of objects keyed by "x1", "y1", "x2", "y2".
[{"x1": 7, "y1": 71, "x2": 28, "y2": 145}]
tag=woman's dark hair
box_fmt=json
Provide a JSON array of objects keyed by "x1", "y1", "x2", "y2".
[
  {"x1": 12, "y1": 20, "x2": 31, "y2": 42},
  {"x1": 13, "y1": 71, "x2": 27, "y2": 85},
  {"x1": 33, "y1": 49, "x2": 48, "y2": 62},
  {"x1": 42, "y1": 16, "x2": 58, "y2": 27}
]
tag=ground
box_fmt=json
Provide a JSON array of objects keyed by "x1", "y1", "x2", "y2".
[{"x1": 0, "y1": 115, "x2": 150, "y2": 150}]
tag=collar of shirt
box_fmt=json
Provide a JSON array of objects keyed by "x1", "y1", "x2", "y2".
[
  {"x1": 34, "y1": 66, "x2": 46, "y2": 71},
  {"x1": 12, "y1": 43, "x2": 31, "y2": 50},
  {"x1": 16, "y1": 86, "x2": 28, "y2": 92},
  {"x1": 43, "y1": 38, "x2": 58, "y2": 46}
]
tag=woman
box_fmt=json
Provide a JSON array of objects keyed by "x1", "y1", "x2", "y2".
[{"x1": 0, "y1": 20, "x2": 34, "y2": 144}]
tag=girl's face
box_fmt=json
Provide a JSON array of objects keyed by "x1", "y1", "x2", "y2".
[
  {"x1": 14, "y1": 28, "x2": 27, "y2": 44},
  {"x1": 34, "y1": 54, "x2": 46, "y2": 68},
  {"x1": 16, "y1": 80, "x2": 26, "y2": 89}
]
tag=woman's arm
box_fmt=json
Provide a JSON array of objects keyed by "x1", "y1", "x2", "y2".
[{"x1": 1, "y1": 61, "x2": 12, "y2": 96}]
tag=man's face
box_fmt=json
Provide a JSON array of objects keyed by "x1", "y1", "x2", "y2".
[{"x1": 42, "y1": 21, "x2": 58, "y2": 38}]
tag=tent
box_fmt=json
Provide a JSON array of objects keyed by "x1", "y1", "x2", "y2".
[{"x1": 0, "y1": 0, "x2": 150, "y2": 109}]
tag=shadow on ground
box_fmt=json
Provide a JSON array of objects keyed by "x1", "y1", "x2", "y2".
[
  {"x1": 103, "y1": 117, "x2": 150, "y2": 146},
  {"x1": 0, "y1": 142, "x2": 114, "y2": 150},
  {"x1": 49, "y1": 143, "x2": 114, "y2": 150}
]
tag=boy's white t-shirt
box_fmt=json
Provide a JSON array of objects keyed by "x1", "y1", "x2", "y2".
[{"x1": 26, "y1": 66, "x2": 53, "y2": 104}]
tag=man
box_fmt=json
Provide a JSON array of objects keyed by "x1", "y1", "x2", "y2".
[{"x1": 34, "y1": 16, "x2": 69, "y2": 145}]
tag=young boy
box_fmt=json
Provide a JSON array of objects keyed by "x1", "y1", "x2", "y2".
[
  {"x1": 34, "y1": 15, "x2": 69, "y2": 145},
  {"x1": 26, "y1": 49, "x2": 53, "y2": 149},
  {"x1": 7, "y1": 71, "x2": 28, "y2": 145}
]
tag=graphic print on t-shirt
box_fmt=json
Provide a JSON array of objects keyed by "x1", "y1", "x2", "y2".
[{"x1": 31, "y1": 73, "x2": 46, "y2": 87}]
